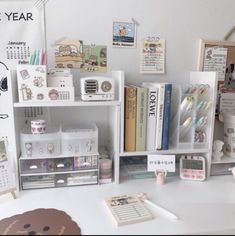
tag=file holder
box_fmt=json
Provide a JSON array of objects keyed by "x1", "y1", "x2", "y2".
[{"x1": 170, "y1": 83, "x2": 213, "y2": 150}]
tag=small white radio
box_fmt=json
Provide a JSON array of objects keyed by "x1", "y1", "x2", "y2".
[{"x1": 80, "y1": 76, "x2": 115, "y2": 101}]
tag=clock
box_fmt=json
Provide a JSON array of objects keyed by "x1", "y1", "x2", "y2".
[{"x1": 179, "y1": 155, "x2": 206, "y2": 181}]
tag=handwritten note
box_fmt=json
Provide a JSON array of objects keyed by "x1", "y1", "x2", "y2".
[{"x1": 147, "y1": 154, "x2": 175, "y2": 172}]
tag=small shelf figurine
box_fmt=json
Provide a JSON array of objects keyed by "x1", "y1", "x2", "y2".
[
  {"x1": 212, "y1": 140, "x2": 224, "y2": 161},
  {"x1": 155, "y1": 170, "x2": 167, "y2": 185}
]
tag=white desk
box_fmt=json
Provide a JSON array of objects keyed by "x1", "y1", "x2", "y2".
[{"x1": 0, "y1": 175, "x2": 235, "y2": 235}]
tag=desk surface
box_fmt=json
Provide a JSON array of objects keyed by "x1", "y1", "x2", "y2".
[{"x1": 0, "y1": 175, "x2": 235, "y2": 235}]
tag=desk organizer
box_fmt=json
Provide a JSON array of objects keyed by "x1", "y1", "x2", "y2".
[
  {"x1": 170, "y1": 83, "x2": 213, "y2": 149},
  {"x1": 61, "y1": 123, "x2": 98, "y2": 156},
  {"x1": 17, "y1": 65, "x2": 75, "y2": 102},
  {"x1": 20, "y1": 127, "x2": 61, "y2": 157},
  {"x1": 19, "y1": 155, "x2": 99, "y2": 190}
]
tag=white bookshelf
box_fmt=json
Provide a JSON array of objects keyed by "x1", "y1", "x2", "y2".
[
  {"x1": 8, "y1": 70, "x2": 124, "y2": 190},
  {"x1": 7, "y1": 70, "x2": 218, "y2": 188},
  {"x1": 119, "y1": 71, "x2": 218, "y2": 183}
]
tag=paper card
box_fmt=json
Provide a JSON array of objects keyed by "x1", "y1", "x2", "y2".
[
  {"x1": 140, "y1": 37, "x2": 165, "y2": 74},
  {"x1": 54, "y1": 39, "x2": 83, "y2": 69},
  {"x1": 112, "y1": 20, "x2": 136, "y2": 48},
  {"x1": 147, "y1": 154, "x2": 175, "y2": 172},
  {"x1": 203, "y1": 47, "x2": 227, "y2": 81},
  {"x1": 80, "y1": 45, "x2": 107, "y2": 73}
]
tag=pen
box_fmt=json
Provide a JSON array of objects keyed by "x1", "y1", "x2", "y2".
[
  {"x1": 136, "y1": 192, "x2": 179, "y2": 221},
  {"x1": 144, "y1": 199, "x2": 179, "y2": 221}
]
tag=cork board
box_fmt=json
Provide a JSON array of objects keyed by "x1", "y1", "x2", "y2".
[{"x1": 197, "y1": 39, "x2": 235, "y2": 78}]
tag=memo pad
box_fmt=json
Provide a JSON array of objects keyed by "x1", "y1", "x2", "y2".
[{"x1": 0, "y1": 208, "x2": 81, "y2": 235}]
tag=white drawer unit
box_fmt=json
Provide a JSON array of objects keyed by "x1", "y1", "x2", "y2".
[{"x1": 19, "y1": 155, "x2": 99, "y2": 190}]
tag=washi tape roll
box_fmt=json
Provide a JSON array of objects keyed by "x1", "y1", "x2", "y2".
[{"x1": 31, "y1": 119, "x2": 46, "y2": 134}]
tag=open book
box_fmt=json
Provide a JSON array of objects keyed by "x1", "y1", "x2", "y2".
[{"x1": 104, "y1": 194, "x2": 154, "y2": 226}]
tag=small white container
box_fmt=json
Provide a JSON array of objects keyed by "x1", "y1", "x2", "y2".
[
  {"x1": 31, "y1": 119, "x2": 46, "y2": 134},
  {"x1": 223, "y1": 111, "x2": 235, "y2": 158},
  {"x1": 21, "y1": 127, "x2": 61, "y2": 157},
  {"x1": 61, "y1": 122, "x2": 98, "y2": 156}
]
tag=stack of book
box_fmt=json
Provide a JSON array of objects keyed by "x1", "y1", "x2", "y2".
[{"x1": 124, "y1": 82, "x2": 172, "y2": 152}]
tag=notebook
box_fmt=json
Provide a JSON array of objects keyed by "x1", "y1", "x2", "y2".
[{"x1": 104, "y1": 193, "x2": 154, "y2": 226}]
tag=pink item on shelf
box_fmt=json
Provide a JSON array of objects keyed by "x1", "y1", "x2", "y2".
[{"x1": 155, "y1": 170, "x2": 167, "y2": 185}]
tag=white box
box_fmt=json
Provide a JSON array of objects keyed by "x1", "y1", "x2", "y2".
[
  {"x1": 47, "y1": 68, "x2": 73, "y2": 87},
  {"x1": 61, "y1": 122, "x2": 98, "y2": 156},
  {"x1": 20, "y1": 127, "x2": 61, "y2": 157}
]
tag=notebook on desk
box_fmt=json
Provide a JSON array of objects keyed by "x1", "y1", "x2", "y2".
[{"x1": 104, "y1": 194, "x2": 154, "y2": 226}]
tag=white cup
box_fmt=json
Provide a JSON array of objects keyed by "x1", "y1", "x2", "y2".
[{"x1": 31, "y1": 119, "x2": 46, "y2": 134}]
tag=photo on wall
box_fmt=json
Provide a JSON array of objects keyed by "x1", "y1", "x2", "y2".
[
  {"x1": 80, "y1": 45, "x2": 107, "y2": 73},
  {"x1": 112, "y1": 21, "x2": 136, "y2": 48},
  {"x1": 54, "y1": 39, "x2": 83, "y2": 69}
]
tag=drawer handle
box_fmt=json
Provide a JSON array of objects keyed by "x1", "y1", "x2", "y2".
[
  {"x1": 29, "y1": 165, "x2": 38, "y2": 169},
  {"x1": 57, "y1": 163, "x2": 65, "y2": 168},
  {"x1": 57, "y1": 179, "x2": 65, "y2": 184},
  {"x1": 82, "y1": 162, "x2": 91, "y2": 167}
]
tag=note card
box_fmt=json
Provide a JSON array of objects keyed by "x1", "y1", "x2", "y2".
[{"x1": 147, "y1": 154, "x2": 175, "y2": 172}]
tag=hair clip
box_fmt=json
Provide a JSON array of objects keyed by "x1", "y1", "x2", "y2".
[
  {"x1": 196, "y1": 116, "x2": 208, "y2": 129},
  {"x1": 195, "y1": 130, "x2": 206, "y2": 143},
  {"x1": 182, "y1": 117, "x2": 192, "y2": 128},
  {"x1": 202, "y1": 101, "x2": 212, "y2": 112},
  {"x1": 184, "y1": 85, "x2": 197, "y2": 94},
  {"x1": 198, "y1": 84, "x2": 210, "y2": 95},
  {"x1": 196, "y1": 101, "x2": 204, "y2": 111},
  {"x1": 180, "y1": 96, "x2": 194, "y2": 112}
]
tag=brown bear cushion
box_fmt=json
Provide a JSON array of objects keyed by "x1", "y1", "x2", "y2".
[{"x1": 0, "y1": 208, "x2": 81, "y2": 235}]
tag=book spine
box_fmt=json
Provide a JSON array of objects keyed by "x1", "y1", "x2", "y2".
[
  {"x1": 136, "y1": 87, "x2": 148, "y2": 151},
  {"x1": 162, "y1": 84, "x2": 172, "y2": 150},
  {"x1": 155, "y1": 84, "x2": 165, "y2": 150},
  {"x1": 124, "y1": 86, "x2": 137, "y2": 152},
  {"x1": 146, "y1": 87, "x2": 158, "y2": 151}
]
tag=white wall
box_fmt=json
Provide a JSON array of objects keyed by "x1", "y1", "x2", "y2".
[{"x1": 45, "y1": 0, "x2": 235, "y2": 85}]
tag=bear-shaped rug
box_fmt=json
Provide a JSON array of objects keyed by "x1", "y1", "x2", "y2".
[{"x1": 0, "y1": 208, "x2": 81, "y2": 235}]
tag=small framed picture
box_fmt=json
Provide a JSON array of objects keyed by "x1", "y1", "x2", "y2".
[{"x1": 112, "y1": 20, "x2": 136, "y2": 48}]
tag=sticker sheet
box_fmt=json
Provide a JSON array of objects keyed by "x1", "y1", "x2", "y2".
[
  {"x1": 140, "y1": 37, "x2": 165, "y2": 74},
  {"x1": 81, "y1": 45, "x2": 107, "y2": 73},
  {"x1": 112, "y1": 21, "x2": 136, "y2": 48},
  {"x1": 54, "y1": 39, "x2": 83, "y2": 69}
]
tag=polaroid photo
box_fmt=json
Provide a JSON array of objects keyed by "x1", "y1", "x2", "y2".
[{"x1": 112, "y1": 20, "x2": 136, "y2": 48}]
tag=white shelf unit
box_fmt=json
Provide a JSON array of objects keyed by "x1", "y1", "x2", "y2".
[
  {"x1": 118, "y1": 72, "x2": 218, "y2": 183},
  {"x1": 8, "y1": 70, "x2": 218, "y2": 187},
  {"x1": 8, "y1": 70, "x2": 124, "y2": 190}
]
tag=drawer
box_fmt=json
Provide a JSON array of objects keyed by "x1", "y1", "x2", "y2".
[
  {"x1": 67, "y1": 172, "x2": 98, "y2": 186},
  {"x1": 21, "y1": 175, "x2": 55, "y2": 190},
  {"x1": 20, "y1": 159, "x2": 48, "y2": 174},
  {"x1": 47, "y1": 158, "x2": 74, "y2": 172},
  {"x1": 74, "y1": 155, "x2": 98, "y2": 170},
  {"x1": 55, "y1": 174, "x2": 67, "y2": 187}
]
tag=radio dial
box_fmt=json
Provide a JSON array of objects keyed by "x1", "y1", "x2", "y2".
[{"x1": 101, "y1": 81, "x2": 112, "y2": 92}]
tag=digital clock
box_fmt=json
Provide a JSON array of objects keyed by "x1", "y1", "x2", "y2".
[{"x1": 179, "y1": 155, "x2": 206, "y2": 181}]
